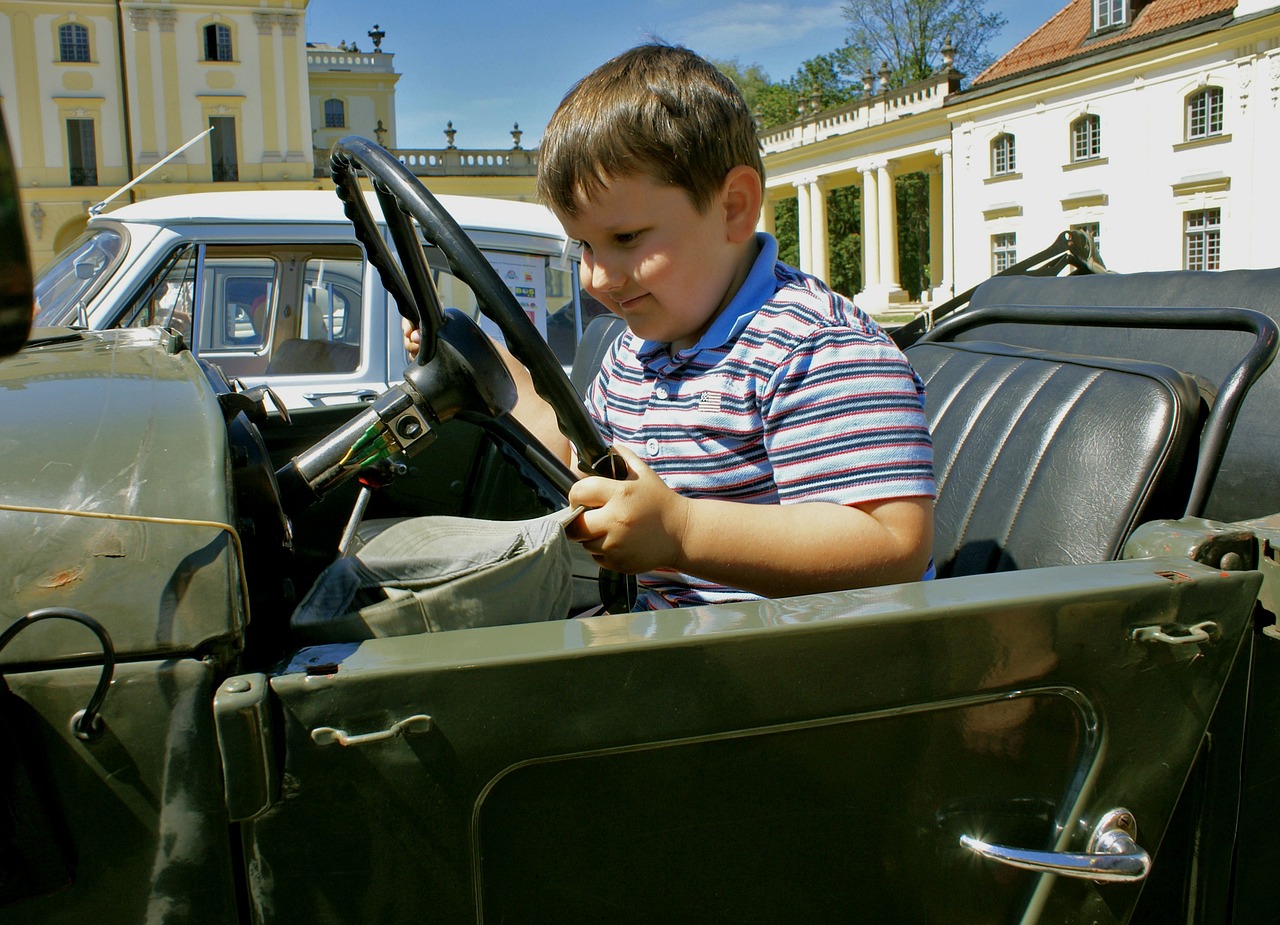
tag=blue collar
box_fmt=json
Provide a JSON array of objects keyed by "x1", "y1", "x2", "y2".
[{"x1": 638, "y1": 233, "x2": 779, "y2": 362}]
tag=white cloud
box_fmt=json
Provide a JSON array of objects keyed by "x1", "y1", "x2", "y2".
[{"x1": 671, "y1": 2, "x2": 847, "y2": 59}]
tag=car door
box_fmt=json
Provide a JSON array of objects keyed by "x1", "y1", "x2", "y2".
[{"x1": 234, "y1": 557, "x2": 1258, "y2": 924}]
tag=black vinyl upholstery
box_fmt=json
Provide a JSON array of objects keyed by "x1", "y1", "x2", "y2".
[
  {"x1": 961, "y1": 269, "x2": 1280, "y2": 522},
  {"x1": 906, "y1": 339, "x2": 1204, "y2": 578}
]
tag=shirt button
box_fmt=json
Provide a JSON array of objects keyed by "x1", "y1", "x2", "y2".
[
  {"x1": 655, "y1": 386, "x2": 669, "y2": 400},
  {"x1": 645, "y1": 438, "x2": 660, "y2": 457}
]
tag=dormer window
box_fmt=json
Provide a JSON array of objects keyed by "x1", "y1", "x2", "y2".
[{"x1": 1095, "y1": 0, "x2": 1127, "y2": 30}]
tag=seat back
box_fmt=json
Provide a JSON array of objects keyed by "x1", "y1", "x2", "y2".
[
  {"x1": 958, "y1": 269, "x2": 1280, "y2": 521},
  {"x1": 570, "y1": 314, "x2": 627, "y2": 397},
  {"x1": 906, "y1": 338, "x2": 1204, "y2": 578}
]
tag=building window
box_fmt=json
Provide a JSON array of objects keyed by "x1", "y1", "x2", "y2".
[
  {"x1": 1071, "y1": 114, "x2": 1102, "y2": 162},
  {"x1": 991, "y1": 133, "x2": 1016, "y2": 176},
  {"x1": 209, "y1": 116, "x2": 238, "y2": 181},
  {"x1": 1184, "y1": 209, "x2": 1221, "y2": 271},
  {"x1": 1186, "y1": 87, "x2": 1224, "y2": 140},
  {"x1": 1071, "y1": 222, "x2": 1102, "y2": 261},
  {"x1": 204, "y1": 23, "x2": 233, "y2": 62},
  {"x1": 58, "y1": 23, "x2": 91, "y2": 62},
  {"x1": 324, "y1": 99, "x2": 346, "y2": 128},
  {"x1": 992, "y1": 233, "x2": 1018, "y2": 274},
  {"x1": 1094, "y1": 0, "x2": 1127, "y2": 30},
  {"x1": 67, "y1": 119, "x2": 97, "y2": 186}
]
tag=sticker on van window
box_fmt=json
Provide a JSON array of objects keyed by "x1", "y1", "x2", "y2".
[{"x1": 480, "y1": 252, "x2": 546, "y2": 344}]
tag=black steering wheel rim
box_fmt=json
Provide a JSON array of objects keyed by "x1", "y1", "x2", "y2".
[{"x1": 328, "y1": 135, "x2": 621, "y2": 478}]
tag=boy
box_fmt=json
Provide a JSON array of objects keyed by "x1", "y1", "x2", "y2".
[{"x1": 416, "y1": 44, "x2": 936, "y2": 609}]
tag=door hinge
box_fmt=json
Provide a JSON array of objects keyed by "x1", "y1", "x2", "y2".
[{"x1": 214, "y1": 673, "x2": 278, "y2": 822}]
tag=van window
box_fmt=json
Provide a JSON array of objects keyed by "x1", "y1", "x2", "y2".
[{"x1": 112, "y1": 243, "x2": 364, "y2": 379}]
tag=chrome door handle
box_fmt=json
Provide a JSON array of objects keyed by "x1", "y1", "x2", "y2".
[{"x1": 960, "y1": 808, "x2": 1151, "y2": 883}]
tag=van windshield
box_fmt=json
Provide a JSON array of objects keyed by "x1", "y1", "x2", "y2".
[{"x1": 33, "y1": 228, "x2": 126, "y2": 327}]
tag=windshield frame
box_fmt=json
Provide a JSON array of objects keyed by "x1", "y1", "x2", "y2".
[{"x1": 33, "y1": 224, "x2": 130, "y2": 327}]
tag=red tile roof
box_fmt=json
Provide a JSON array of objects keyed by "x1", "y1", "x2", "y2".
[{"x1": 973, "y1": 0, "x2": 1238, "y2": 86}]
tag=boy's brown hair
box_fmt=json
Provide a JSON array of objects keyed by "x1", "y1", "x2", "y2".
[{"x1": 535, "y1": 43, "x2": 765, "y2": 216}]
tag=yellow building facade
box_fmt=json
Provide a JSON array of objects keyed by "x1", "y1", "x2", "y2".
[
  {"x1": 307, "y1": 38, "x2": 398, "y2": 167},
  {"x1": 2, "y1": 0, "x2": 345, "y2": 267}
]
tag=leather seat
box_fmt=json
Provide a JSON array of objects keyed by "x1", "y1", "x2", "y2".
[{"x1": 907, "y1": 334, "x2": 1205, "y2": 578}]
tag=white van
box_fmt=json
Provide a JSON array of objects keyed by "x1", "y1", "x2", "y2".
[{"x1": 33, "y1": 190, "x2": 598, "y2": 408}]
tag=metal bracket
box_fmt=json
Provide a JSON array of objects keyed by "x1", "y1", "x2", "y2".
[
  {"x1": 311, "y1": 713, "x2": 433, "y2": 747},
  {"x1": 1132, "y1": 620, "x2": 1218, "y2": 645}
]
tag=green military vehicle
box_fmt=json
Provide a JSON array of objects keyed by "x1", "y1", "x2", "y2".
[{"x1": 4, "y1": 124, "x2": 1280, "y2": 924}]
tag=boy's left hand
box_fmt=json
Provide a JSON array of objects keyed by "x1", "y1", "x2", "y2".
[{"x1": 567, "y1": 444, "x2": 688, "y2": 574}]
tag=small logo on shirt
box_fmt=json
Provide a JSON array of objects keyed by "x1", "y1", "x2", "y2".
[{"x1": 697, "y1": 391, "x2": 722, "y2": 413}]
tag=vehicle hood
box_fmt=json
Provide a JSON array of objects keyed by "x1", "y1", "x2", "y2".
[{"x1": 0, "y1": 327, "x2": 245, "y2": 665}]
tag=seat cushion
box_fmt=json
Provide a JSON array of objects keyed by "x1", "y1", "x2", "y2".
[
  {"x1": 907, "y1": 340, "x2": 1204, "y2": 577},
  {"x1": 265, "y1": 338, "x2": 360, "y2": 375},
  {"x1": 570, "y1": 314, "x2": 627, "y2": 397}
]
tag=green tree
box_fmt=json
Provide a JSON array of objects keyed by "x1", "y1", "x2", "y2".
[
  {"x1": 841, "y1": 0, "x2": 1007, "y2": 85},
  {"x1": 712, "y1": 59, "x2": 774, "y2": 115},
  {"x1": 715, "y1": 52, "x2": 864, "y2": 130}
]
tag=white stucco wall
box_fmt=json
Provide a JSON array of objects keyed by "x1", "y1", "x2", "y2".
[{"x1": 948, "y1": 19, "x2": 1280, "y2": 289}]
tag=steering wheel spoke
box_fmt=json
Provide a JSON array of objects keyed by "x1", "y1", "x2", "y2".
[
  {"x1": 328, "y1": 134, "x2": 621, "y2": 481},
  {"x1": 331, "y1": 162, "x2": 421, "y2": 341},
  {"x1": 373, "y1": 181, "x2": 446, "y2": 364}
]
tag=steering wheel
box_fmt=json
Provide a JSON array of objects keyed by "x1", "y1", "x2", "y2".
[{"x1": 328, "y1": 135, "x2": 624, "y2": 484}]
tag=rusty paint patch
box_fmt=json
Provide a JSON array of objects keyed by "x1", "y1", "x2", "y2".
[
  {"x1": 36, "y1": 566, "x2": 84, "y2": 589},
  {"x1": 1156, "y1": 570, "x2": 1193, "y2": 583}
]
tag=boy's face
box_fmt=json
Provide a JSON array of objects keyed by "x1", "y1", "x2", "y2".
[{"x1": 555, "y1": 171, "x2": 758, "y2": 352}]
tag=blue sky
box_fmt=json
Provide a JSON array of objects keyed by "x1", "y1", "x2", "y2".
[{"x1": 305, "y1": 1, "x2": 1067, "y2": 150}]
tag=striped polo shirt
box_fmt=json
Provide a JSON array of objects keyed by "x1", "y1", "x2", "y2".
[{"x1": 583, "y1": 233, "x2": 936, "y2": 609}]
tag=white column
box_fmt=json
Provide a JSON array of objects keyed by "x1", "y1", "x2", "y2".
[
  {"x1": 935, "y1": 145, "x2": 954, "y2": 300},
  {"x1": 795, "y1": 180, "x2": 813, "y2": 273},
  {"x1": 928, "y1": 168, "x2": 943, "y2": 291},
  {"x1": 861, "y1": 165, "x2": 880, "y2": 289},
  {"x1": 759, "y1": 196, "x2": 777, "y2": 237},
  {"x1": 877, "y1": 162, "x2": 900, "y2": 290},
  {"x1": 810, "y1": 177, "x2": 829, "y2": 282}
]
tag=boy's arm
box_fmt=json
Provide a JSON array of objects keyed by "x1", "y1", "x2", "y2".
[
  {"x1": 403, "y1": 318, "x2": 573, "y2": 467},
  {"x1": 568, "y1": 445, "x2": 934, "y2": 596}
]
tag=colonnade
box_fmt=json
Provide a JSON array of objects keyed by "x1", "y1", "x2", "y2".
[{"x1": 764, "y1": 147, "x2": 954, "y2": 312}]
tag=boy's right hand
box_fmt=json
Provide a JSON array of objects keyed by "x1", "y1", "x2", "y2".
[{"x1": 567, "y1": 445, "x2": 686, "y2": 575}]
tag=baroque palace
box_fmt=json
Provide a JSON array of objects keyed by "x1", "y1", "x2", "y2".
[
  {"x1": 765, "y1": 0, "x2": 1280, "y2": 309},
  {"x1": 4, "y1": 0, "x2": 1280, "y2": 303}
]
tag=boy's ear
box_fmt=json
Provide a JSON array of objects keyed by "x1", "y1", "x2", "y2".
[{"x1": 719, "y1": 165, "x2": 763, "y2": 244}]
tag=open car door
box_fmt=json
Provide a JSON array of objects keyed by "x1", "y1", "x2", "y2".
[{"x1": 238, "y1": 557, "x2": 1258, "y2": 923}]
